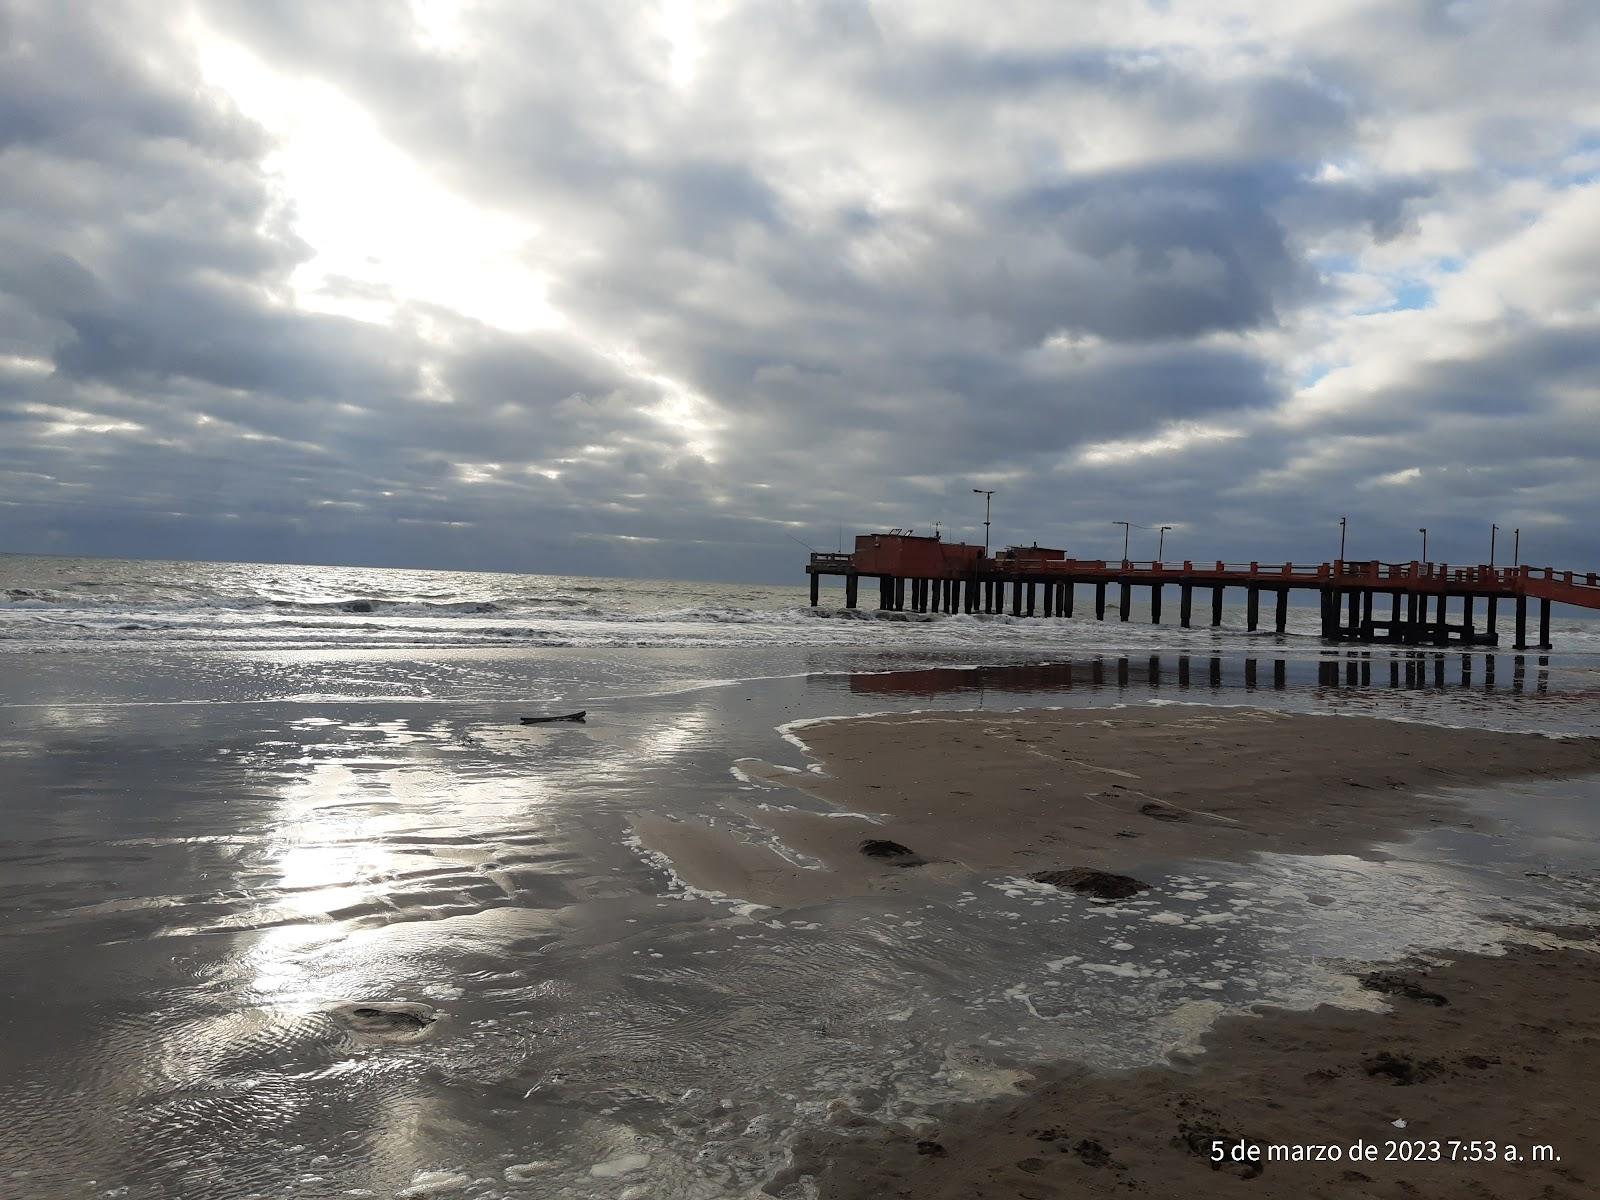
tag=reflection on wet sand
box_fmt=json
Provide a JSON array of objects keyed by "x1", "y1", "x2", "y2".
[{"x1": 847, "y1": 651, "x2": 1563, "y2": 700}]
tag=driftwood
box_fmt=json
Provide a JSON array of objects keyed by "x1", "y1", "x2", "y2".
[{"x1": 520, "y1": 710, "x2": 587, "y2": 725}]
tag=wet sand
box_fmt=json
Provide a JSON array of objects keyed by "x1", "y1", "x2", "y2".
[
  {"x1": 804, "y1": 931, "x2": 1600, "y2": 1199},
  {"x1": 638, "y1": 707, "x2": 1600, "y2": 909},
  {"x1": 724, "y1": 707, "x2": 1600, "y2": 1199}
]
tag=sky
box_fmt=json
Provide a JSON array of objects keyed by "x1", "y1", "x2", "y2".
[{"x1": 2, "y1": 0, "x2": 1598, "y2": 583}]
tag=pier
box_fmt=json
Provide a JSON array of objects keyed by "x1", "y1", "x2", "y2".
[{"x1": 806, "y1": 532, "x2": 1600, "y2": 649}]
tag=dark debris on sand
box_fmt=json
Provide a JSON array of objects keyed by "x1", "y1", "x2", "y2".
[
  {"x1": 1360, "y1": 970, "x2": 1449, "y2": 1006},
  {"x1": 859, "y1": 839, "x2": 929, "y2": 867},
  {"x1": 1029, "y1": 868, "x2": 1151, "y2": 900}
]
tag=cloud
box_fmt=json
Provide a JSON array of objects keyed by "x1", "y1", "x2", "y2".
[{"x1": 1, "y1": 0, "x2": 1597, "y2": 579}]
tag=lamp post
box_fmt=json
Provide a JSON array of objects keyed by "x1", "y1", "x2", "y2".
[
  {"x1": 1490, "y1": 523, "x2": 1498, "y2": 567},
  {"x1": 1418, "y1": 527, "x2": 1428, "y2": 562},
  {"x1": 1156, "y1": 525, "x2": 1172, "y2": 561},
  {"x1": 1513, "y1": 527, "x2": 1520, "y2": 568},
  {"x1": 1113, "y1": 520, "x2": 1132, "y2": 563},
  {"x1": 1338, "y1": 515, "x2": 1347, "y2": 560},
  {"x1": 972, "y1": 489, "x2": 994, "y2": 555}
]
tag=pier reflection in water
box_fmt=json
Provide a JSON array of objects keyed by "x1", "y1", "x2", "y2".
[{"x1": 847, "y1": 652, "x2": 1559, "y2": 700}]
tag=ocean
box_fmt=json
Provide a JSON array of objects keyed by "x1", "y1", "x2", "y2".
[{"x1": 2, "y1": 554, "x2": 1598, "y2": 1199}]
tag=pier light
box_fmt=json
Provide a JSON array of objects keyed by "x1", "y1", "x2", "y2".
[
  {"x1": 972, "y1": 488, "x2": 995, "y2": 554},
  {"x1": 1113, "y1": 520, "x2": 1131, "y2": 562},
  {"x1": 1156, "y1": 525, "x2": 1172, "y2": 561},
  {"x1": 1418, "y1": 527, "x2": 1428, "y2": 562}
]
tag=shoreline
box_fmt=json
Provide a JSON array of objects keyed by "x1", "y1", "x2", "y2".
[
  {"x1": 659, "y1": 704, "x2": 1600, "y2": 1197},
  {"x1": 635, "y1": 705, "x2": 1600, "y2": 911}
]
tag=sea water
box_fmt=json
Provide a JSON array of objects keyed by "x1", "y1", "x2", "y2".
[{"x1": 2, "y1": 554, "x2": 1598, "y2": 1199}]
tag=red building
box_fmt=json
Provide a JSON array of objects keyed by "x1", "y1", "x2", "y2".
[{"x1": 851, "y1": 532, "x2": 983, "y2": 579}]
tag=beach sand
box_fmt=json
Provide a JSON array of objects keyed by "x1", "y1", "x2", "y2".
[
  {"x1": 803, "y1": 932, "x2": 1600, "y2": 1199},
  {"x1": 647, "y1": 706, "x2": 1600, "y2": 1198},
  {"x1": 732, "y1": 710, "x2": 1600, "y2": 1196},
  {"x1": 637, "y1": 706, "x2": 1600, "y2": 909}
]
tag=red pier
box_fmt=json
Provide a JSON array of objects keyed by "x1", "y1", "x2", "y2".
[{"x1": 807, "y1": 532, "x2": 1600, "y2": 650}]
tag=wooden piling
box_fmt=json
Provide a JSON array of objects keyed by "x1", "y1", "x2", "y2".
[
  {"x1": 809, "y1": 572, "x2": 820, "y2": 606},
  {"x1": 1539, "y1": 597, "x2": 1552, "y2": 649},
  {"x1": 1246, "y1": 586, "x2": 1259, "y2": 631},
  {"x1": 1211, "y1": 586, "x2": 1224, "y2": 626},
  {"x1": 1026, "y1": 581, "x2": 1037, "y2": 617},
  {"x1": 1180, "y1": 583, "x2": 1193, "y2": 628},
  {"x1": 1118, "y1": 581, "x2": 1132, "y2": 622},
  {"x1": 1096, "y1": 582, "x2": 1107, "y2": 620},
  {"x1": 1275, "y1": 587, "x2": 1288, "y2": 633},
  {"x1": 1151, "y1": 583, "x2": 1163, "y2": 624}
]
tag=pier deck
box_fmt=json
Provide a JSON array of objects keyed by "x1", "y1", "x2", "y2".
[{"x1": 806, "y1": 533, "x2": 1600, "y2": 650}]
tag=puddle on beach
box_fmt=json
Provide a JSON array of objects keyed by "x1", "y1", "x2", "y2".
[{"x1": 2, "y1": 646, "x2": 1599, "y2": 1199}]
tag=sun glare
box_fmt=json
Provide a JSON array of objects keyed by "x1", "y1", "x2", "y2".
[{"x1": 191, "y1": 28, "x2": 562, "y2": 334}]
